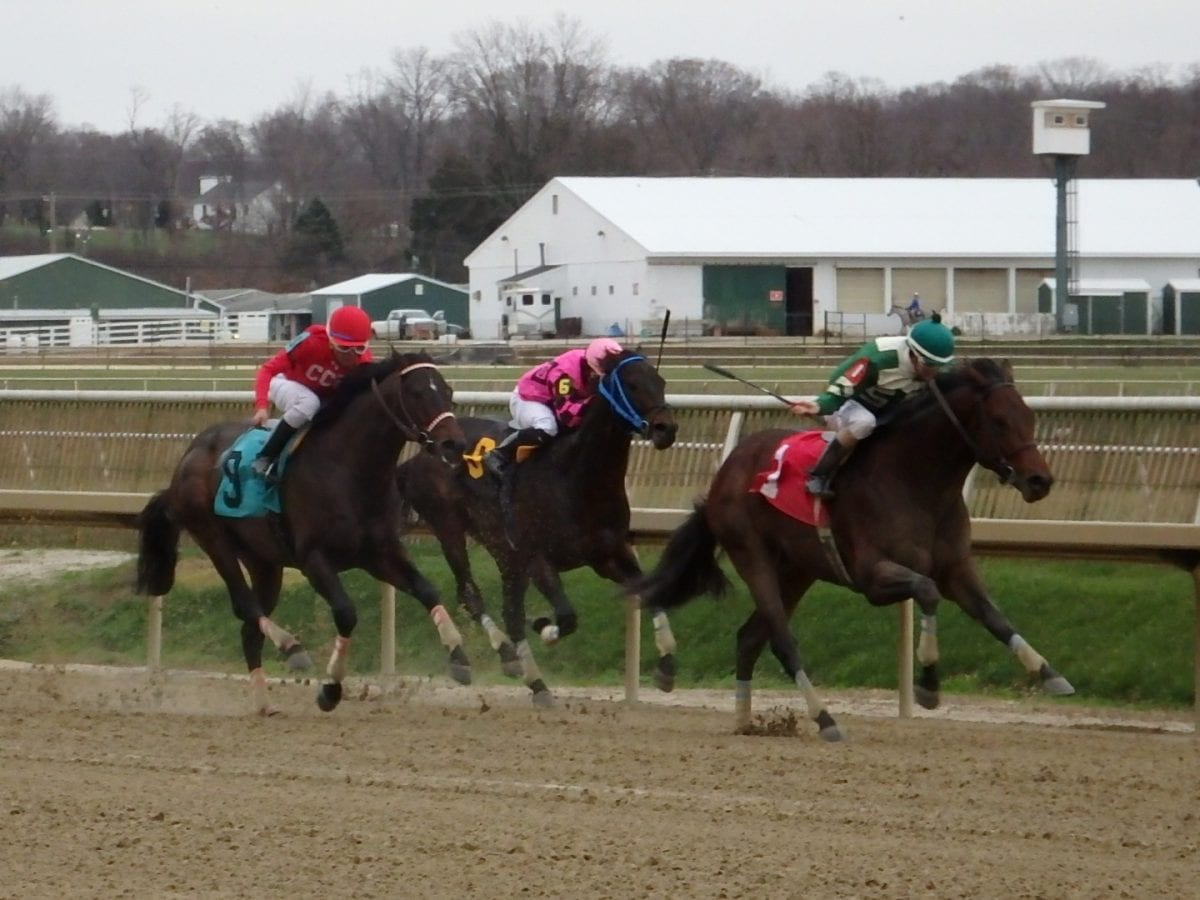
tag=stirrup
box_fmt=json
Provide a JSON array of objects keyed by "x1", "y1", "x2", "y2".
[
  {"x1": 806, "y1": 475, "x2": 835, "y2": 500},
  {"x1": 250, "y1": 456, "x2": 278, "y2": 483}
]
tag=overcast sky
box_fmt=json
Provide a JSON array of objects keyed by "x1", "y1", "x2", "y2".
[{"x1": 8, "y1": 0, "x2": 1197, "y2": 134}]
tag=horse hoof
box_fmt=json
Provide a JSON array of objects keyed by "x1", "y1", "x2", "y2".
[
  {"x1": 654, "y1": 654, "x2": 676, "y2": 693},
  {"x1": 1043, "y1": 675, "x2": 1075, "y2": 696},
  {"x1": 914, "y1": 686, "x2": 940, "y2": 710},
  {"x1": 449, "y1": 663, "x2": 472, "y2": 686},
  {"x1": 531, "y1": 617, "x2": 560, "y2": 643},
  {"x1": 817, "y1": 724, "x2": 846, "y2": 742},
  {"x1": 501, "y1": 660, "x2": 524, "y2": 679},
  {"x1": 282, "y1": 644, "x2": 313, "y2": 671},
  {"x1": 531, "y1": 689, "x2": 557, "y2": 709},
  {"x1": 316, "y1": 681, "x2": 342, "y2": 712}
]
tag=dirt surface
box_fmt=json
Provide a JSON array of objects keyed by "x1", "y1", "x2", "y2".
[
  {"x1": 0, "y1": 663, "x2": 1195, "y2": 899},
  {"x1": 0, "y1": 549, "x2": 134, "y2": 584}
]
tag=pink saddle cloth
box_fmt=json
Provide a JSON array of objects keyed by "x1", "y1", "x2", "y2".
[{"x1": 749, "y1": 431, "x2": 831, "y2": 528}]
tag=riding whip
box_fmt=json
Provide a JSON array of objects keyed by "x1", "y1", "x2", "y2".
[{"x1": 702, "y1": 362, "x2": 794, "y2": 406}]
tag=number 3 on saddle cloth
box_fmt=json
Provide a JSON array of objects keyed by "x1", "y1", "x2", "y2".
[
  {"x1": 213, "y1": 425, "x2": 303, "y2": 518},
  {"x1": 749, "y1": 430, "x2": 833, "y2": 528}
]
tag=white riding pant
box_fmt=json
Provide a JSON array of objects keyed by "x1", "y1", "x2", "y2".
[
  {"x1": 268, "y1": 373, "x2": 321, "y2": 428},
  {"x1": 825, "y1": 399, "x2": 877, "y2": 441},
  {"x1": 507, "y1": 391, "x2": 559, "y2": 436}
]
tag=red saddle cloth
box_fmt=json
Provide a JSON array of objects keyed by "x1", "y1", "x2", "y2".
[{"x1": 749, "y1": 430, "x2": 831, "y2": 528}]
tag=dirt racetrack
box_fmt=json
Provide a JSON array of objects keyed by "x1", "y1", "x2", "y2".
[{"x1": 0, "y1": 664, "x2": 1195, "y2": 900}]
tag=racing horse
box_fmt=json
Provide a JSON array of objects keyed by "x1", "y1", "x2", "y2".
[
  {"x1": 135, "y1": 351, "x2": 469, "y2": 715},
  {"x1": 397, "y1": 347, "x2": 678, "y2": 706},
  {"x1": 630, "y1": 357, "x2": 1069, "y2": 740}
]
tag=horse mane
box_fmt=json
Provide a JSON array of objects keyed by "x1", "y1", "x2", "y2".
[
  {"x1": 874, "y1": 357, "x2": 1010, "y2": 435},
  {"x1": 308, "y1": 351, "x2": 421, "y2": 433}
]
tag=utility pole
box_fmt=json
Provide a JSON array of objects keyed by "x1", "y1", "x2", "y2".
[
  {"x1": 1031, "y1": 100, "x2": 1104, "y2": 333},
  {"x1": 46, "y1": 191, "x2": 58, "y2": 253}
]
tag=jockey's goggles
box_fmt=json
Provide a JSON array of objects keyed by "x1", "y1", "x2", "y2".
[{"x1": 333, "y1": 342, "x2": 369, "y2": 355}]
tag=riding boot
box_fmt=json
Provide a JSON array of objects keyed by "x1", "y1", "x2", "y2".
[
  {"x1": 250, "y1": 420, "x2": 298, "y2": 482},
  {"x1": 484, "y1": 427, "x2": 551, "y2": 481},
  {"x1": 805, "y1": 436, "x2": 854, "y2": 500}
]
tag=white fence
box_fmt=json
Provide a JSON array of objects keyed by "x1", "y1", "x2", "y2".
[{"x1": 0, "y1": 313, "x2": 269, "y2": 350}]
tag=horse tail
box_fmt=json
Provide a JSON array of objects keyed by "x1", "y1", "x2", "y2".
[
  {"x1": 631, "y1": 502, "x2": 729, "y2": 610},
  {"x1": 135, "y1": 490, "x2": 179, "y2": 595}
]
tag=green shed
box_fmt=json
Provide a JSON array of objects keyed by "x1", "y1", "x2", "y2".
[
  {"x1": 0, "y1": 253, "x2": 209, "y2": 315},
  {"x1": 310, "y1": 274, "x2": 468, "y2": 333},
  {"x1": 1037, "y1": 278, "x2": 1151, "y2": 335},
  {"x1": 1162, "y1": 279, "x2": 1200, "y2": 336}
]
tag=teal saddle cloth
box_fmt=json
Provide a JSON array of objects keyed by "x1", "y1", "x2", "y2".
[{"x1": 213, "y1": 427, "x2": 294, "y2": 518}]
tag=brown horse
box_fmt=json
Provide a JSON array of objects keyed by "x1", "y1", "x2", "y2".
[
  {"x1": 135, "y1": 351, "x2": 469, "y2": 715},
  {"x1": 630, "y1": 357, "x2": 1068, "y2": 741},
  {"x1": 397, "y1": 348, "x2": 678, "y2": 706}
]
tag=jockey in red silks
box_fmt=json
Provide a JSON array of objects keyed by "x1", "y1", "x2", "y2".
[
  {"x1": 249, "y1": 305, "x2": 374, "y2": 480},
  {"x1": 484, "y1": 337, "x2": 623, "y2": 480}
]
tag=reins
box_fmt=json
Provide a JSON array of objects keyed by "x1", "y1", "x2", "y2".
[
  {"x1": 928, "y1": 376, "x2": 1035, "y2": 486},
  {"x1": 369, "y1": 360, "x2": 456, "y2": 450}
]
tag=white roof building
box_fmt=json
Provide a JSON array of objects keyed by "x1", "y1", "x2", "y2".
[{"x1": 465, "y1": 177, "x2": 1200, "y2": 339}]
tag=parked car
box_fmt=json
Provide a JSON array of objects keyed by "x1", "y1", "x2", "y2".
[{"x1": 370, "y1": 308, "x2": 463, "y2": 340}]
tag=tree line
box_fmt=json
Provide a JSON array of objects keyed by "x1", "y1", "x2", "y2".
[{"x1": 1, "y1": 16, "x2": 1197, "y2": 292}]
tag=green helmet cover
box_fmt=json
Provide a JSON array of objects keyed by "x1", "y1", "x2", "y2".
[{"x1": 906, "y1": 320, "x2": 955, "y2": 365}]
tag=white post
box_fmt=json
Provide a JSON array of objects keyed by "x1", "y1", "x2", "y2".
[
  {"x1": 146, "y1": 595, "x2": 163, "y2": 670},
  {"x1": 898, "y1": 599, "x2": 914, "y2": 718},
  {"x1": 624, "y1": 595, "x2": 640, "y2": 704},
  {"x1": 379, "y1": 584, "x2": 396, "y2": 677}
]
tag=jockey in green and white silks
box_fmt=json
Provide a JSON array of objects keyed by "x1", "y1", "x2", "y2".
[{"x1": 790, "y1": 317, "x2": 956, "y2": 499}]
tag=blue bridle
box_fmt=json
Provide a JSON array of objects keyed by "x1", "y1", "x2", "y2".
[{"x1": 597, "y1": 355, "x2": 654, "y2": 435}]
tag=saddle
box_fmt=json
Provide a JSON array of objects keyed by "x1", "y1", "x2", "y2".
[{"x1": 213, "y1": 424, "x2": 305, "y2": 518}]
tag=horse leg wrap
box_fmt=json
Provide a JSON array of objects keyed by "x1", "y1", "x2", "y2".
[
  {"x1": 734, "y1": 680, "x2": 752, "y2": 731},
  {"x1": 794, "y1": 670, "x2": 827, "y2": 722},
  {"x1": 917, "y1": 614, "x2": 939, "y2": 666},
  {"x1": 258, "y1": 616, "x2": 296, "y2": 652},
  {"x1": 1008, "y1": 634, "x2": 1046, "y2": 675},
  {"x1": 326, "y1": 635, "x2": 350, "y2": 682},
  {"x1": 479, "y1": 614, "x2": 511, "y2": 652},
  {"x1": 652, "y1": 611, "x2": 677, "y2": 656},
  {"x1": 430, "y1": 604, "x2": 463, "y2": 649},
  {"x1": 516, "y1": 640, "x2": 545, "y2": 685}
]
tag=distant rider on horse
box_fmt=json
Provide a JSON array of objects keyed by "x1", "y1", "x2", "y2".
[
  {"x1": 484, "y1": 337, "x2": 623, "y2": 481},
  {"x1": 789, "y1": 316, "x2": 955, "y2": 499},
  {"x1": 249, "y1": 305, "x2": 374, "y2": 480}
]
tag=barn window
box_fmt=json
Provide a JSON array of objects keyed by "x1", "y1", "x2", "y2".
[
  {"x1": 591, "y1": 285, "x2": 597, "y2": 296},
  {"x1": 608, "y1": 285, "x2": 614, "y2": 295},
  {"x1": 572, "y1": 286, "x2": 578, "y2": 296},
  {"x1": 552, "y1": 194, "x2": 559, "y2": 214},
  {"x1": 632, "y1": 283, "x2": 639, "y2": 295},
  {"x1": 414, "y1": 284, "x2": 424, "y2": 295}
]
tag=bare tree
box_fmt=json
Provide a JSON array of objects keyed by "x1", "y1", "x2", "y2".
[
  {"x1": 618, "y1": 58, "x2": 764, "y2": 174},
  {"x1": 0, "y1": 87, "x2": 57, "y2": 225}
]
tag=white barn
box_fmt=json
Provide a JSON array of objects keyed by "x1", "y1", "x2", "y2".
[{"x1": 464, "y1": 177, "x2": 1200, "y2": 339}]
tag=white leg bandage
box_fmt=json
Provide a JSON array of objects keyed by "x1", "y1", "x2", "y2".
[
  {"x1": 1008, "y1": 634, "x2": 1046, "y2": 674},
  {"x1": 652, "y1": 610, "x2": 677, "y2": 656},
  {"x1": 430, "y1": 604, "x2": 463, "y2": 649},
  {"x1": 917, "y1": 614, "x2": 939, "y2": 666}
]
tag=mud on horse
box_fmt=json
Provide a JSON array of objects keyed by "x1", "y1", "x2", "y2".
[
  {"x1": 135, "y1": 352, "x2": 468, "y2": 715},
  {"x1": 397, "y1": 347, "x2": 678, "y2": 707},
  {"x1": 630, "y1": 358, "x2": 1070, "y2": 741}
]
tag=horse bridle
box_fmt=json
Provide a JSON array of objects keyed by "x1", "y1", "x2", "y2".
[
  {"x1": 597, "y1": 355, "x2": 671, "y2": 437},
  {"x1": 928, "y1": 378, "x2": 1037, "y2": 486},
  {"x1": 368, "y1": 361, "x2": 457, "y2": 451}
]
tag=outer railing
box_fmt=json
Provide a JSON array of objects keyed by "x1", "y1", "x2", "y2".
[{"x1": 1, "y1": 390, "x2": 1198, "y2": 725}]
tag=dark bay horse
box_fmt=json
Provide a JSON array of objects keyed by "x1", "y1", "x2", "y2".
[
  {"x1": 135, "y1": 351, "x2": 469, "y2": 715},
  {"x1": 630, "y1": 358, "x2": 1069, "y2": 741},
  {"x1": 397, "y1": 348, "x2": 678, "y2": 706}
]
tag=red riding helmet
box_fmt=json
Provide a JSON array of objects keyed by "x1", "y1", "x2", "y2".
[{"x1": 327, "y1": 306, "x2": 372, "y2": 347}]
